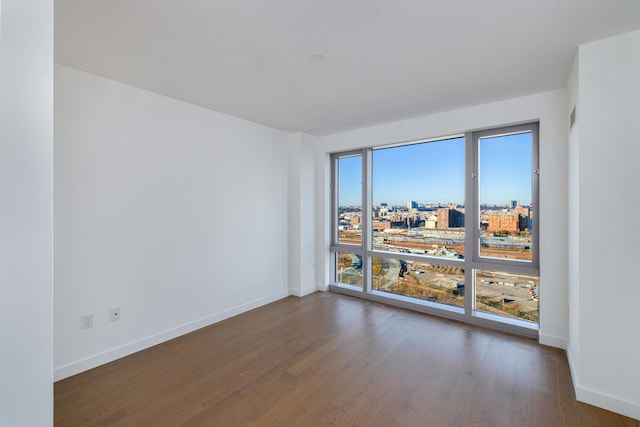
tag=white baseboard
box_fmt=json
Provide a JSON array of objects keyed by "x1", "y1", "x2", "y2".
[
  {"x1": 567, "y1": 347, "x2": 640, "y2": 420},
  {"x1": 54, "y1": 290, "x2": 288, "y2": 382},
  {"x1": 576, "y1": 384, "x2": 640, "y2": 421},
  {"x1": 538, "y1": 332, "x2": 567, "y2": 350},
  {"x1": 288, "y1": 284, "x2": 317, "y2": 297},
  {"x1": 566, "y1": 346, "x2": 579, "y2": 391}
]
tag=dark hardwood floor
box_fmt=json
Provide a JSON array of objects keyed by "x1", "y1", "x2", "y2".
[{"x1": 55, "y1": 292, "x2": 639, "y2": 426}]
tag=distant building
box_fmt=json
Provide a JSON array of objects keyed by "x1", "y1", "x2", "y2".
[
  {"x1": 405, "y1": 213, "x2": 422, "y2": 228},
  {"x1": 509, "y1": 200, "x2": 519, "y2": 209},
  {"x1": 372, "y1": 220, "x2": 391, "y2": 231},
  {"x1": 488, "y1": 214, "x2": 526, "y2": 233},
  {"x1": 390, "y1": 213, "x2": 404, "y2": 222},
  {"x1": 425, "y1": 214, "x2": 438, "y2": 229},
  {"x1": 437, "y1": 208, "x2": 464, "y2": 229},
  {"x1": 514, "y1": 205, "x2": 532, "y2": 229},
  {"x1": 514, "y1": 205, "x2": 530, "y2": 217},
  {"x1": 407, "y1": 200, "x2": 418, "y2": 209},
  {"x1": 514, "y1": 205, "x2": 533, "y2": 230}
]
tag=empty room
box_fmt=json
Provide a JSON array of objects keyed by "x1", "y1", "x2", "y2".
[{"x1": 1, "y1": 0, "x2": 639, "y2": 426}]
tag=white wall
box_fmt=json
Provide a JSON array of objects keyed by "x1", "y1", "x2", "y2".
[
  {"x1": 314, "y1": 90, "x2": 569, "y2": 348},
  {"x1": 54, "y1": 65, "x2": 290, "y2": 379},
  {"x1": 566, "y1": 51, "x2": 581, "y2": 379},
  {"x1": 287, "y1": 132, "x2": 317, "y2": 296},
  {"x1": 568, "y1": 30, "x2": 640, "y2": 420},
  {"x1": 0, "y1": 1, "x2": 54, "y2": 426}
]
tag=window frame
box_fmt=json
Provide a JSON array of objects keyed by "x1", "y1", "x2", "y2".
[
  {"x1": 331, "y1": 150, "x2": 365, "y2": 249},
  {"x1": 329, "y1": 123, "x2": 540, "y2": 337},
  {"x1": 470, "y1": 123, "x2": 540, "y2": 269}
]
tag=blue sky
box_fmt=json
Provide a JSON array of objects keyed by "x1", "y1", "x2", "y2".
[{"x1": 338, "y1": 133, "x2": 532, "y2": 206}]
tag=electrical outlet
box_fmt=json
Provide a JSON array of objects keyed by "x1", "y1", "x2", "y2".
[
  {"x1": 110, "y1": 307, "x2": 121, "y2": 321},
  {"x1": 82, "y1": 314, "x2": 93, "y2": 329}
]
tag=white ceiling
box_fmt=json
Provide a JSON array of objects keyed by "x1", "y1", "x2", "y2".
[{"x1": 55, "y1": 0, "x2": 640, "y2": 136}]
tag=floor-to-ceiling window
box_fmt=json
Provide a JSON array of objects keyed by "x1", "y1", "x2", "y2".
[{"x1": 330, "y1": 123, "x2": 539, "y2": 334}]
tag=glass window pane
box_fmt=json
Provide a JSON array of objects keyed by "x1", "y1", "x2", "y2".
[
  {"x1": 338, "y1": 155, "x2": 362, "y2": 245},
  {"x1": 336, "y1": 252, "x2": 362, "y2": 288},
  {"x1": 373, "y1": 257, "x2": 464, "y2": 308},
  {"x1": 372, "y1": 137, "x2": 465, "y2": 259},
  {"x1": 479, "y1": 132, "x2": 533, "y2": 261},
  {"x1": 475, "y1": 270, "x2": 539, "y2": 323}
]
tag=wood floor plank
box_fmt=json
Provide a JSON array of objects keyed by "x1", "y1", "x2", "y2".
[{"x1": 55, "y1": 292, "x2": 639, "y2": 426}]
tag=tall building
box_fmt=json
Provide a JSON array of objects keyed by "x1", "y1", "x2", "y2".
[
  {"x1": 437, "y1": 208, "x2": 465, "y2": 229},
  {"x1": 509, "y1": 200, "x2": 519, "y2": 209},
  {"x1": 514, "y1": 206, "x2": 532, "y2": 229},
  {"x1": 488, "y1": 214, "x2": 526, "y2": 233},
  {"x1": 407, "y1": 200, "x2": 418, "y2": 209}
]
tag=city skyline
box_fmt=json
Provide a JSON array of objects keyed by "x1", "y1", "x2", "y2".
[{"x1": 338, "y1": 132, "x2": 533, "y2": 206}]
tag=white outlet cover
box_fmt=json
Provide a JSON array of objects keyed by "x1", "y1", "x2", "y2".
[{"x1": 82, "y1": 314, "x2": 93, "y2": 329}]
